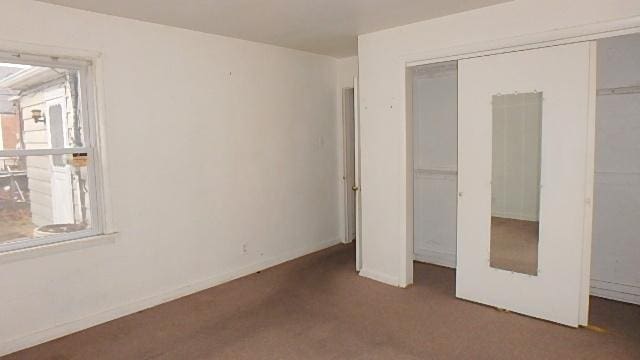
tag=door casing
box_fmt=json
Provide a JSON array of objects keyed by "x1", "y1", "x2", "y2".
[{"x1": 354, "y1": 77, "x2": 362, "y2": 271}]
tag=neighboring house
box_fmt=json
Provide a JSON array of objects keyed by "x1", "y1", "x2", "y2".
[
  {"x1": 0, "y1": 64, "x2": 23, "y2": 150},
  {"x1": 0, "y1": 66, "x2": 88, "y2": 228}
]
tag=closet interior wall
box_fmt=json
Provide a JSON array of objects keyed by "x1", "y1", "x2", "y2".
[
  {"x1": 591, "y1": 34, "x2": 640, "y2": 305},
  {"x1": 411, "y1": 62, "x2": 458, "y2": 268}
]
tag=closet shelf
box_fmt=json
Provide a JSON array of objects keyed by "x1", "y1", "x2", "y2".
[
  {"x1": 597, "y1": 85, "x2": 640, "y2": 96},
  {"x1": 414, "y1": 168, "x2": 458, "y2": 177}
]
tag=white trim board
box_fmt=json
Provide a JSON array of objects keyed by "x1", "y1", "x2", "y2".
[
  {"x1": 359, "y1": 267, "x2": 401, "y2": 287},
  {"x1": 490, "y1": 213, "x2": 539, "y2": 222},
  {"x1": 591, "y1": 280, "x2": 640, "y2": 305},
  {"x1": 414, "y1": 249, "x2": 456, "y2": 269},
  {"x1": 0, "y1": 238, "x2": 342, "y2": 357},
  {"x1": 403, "y1": 16, "x2": 640, "y2": 67}
]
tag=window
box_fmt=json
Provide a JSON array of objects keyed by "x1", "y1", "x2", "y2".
[{"x1": 0, "y1": 51, "x2": 102, "y2": 252}]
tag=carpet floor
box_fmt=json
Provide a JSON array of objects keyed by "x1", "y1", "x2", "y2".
[{"x1": 5, "y1": 243, "x2": 640, "y2": 359}]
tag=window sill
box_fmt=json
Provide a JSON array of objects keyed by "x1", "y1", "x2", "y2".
[{"x1": 0, "y1": 232, "x2": 118, "y2": 265}]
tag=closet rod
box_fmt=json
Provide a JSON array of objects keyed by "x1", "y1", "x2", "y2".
[{"x1": 597, "y1": 85, "x2": 640, "y2": 96}]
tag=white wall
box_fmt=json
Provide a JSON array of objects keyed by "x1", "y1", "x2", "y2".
[
  {"x1": 335, "y1": 56, "x2": 358, "y2": 243},
  {"x1": 591, "y1": 34, "x2": 640, "y2": 304},
  {"x1": 411, "y1": 63, "x2": 457, "y2": 267},
  {"x1": 358, "y1": 0, "x2": 640, "y2": 286},
  {"x1": 0, "y1": 0, "x2": 341, "y2": 355}
]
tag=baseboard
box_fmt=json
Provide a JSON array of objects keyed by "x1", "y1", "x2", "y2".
[
  {"x1": 359, "y1": 267, "x2": 400, "y2": 287},
  {"x1": 590, "y1": 279, "x2": 640, "y2": 305},
  {"x1": 414, "y1": 249, "x2": 456, "y2": 269},
  {"x1": 491, "y1": 212, "x2": 538, "y2": 222},
  {"x1": 0, "y1": 238, "x2": 341, "y2": 357}
]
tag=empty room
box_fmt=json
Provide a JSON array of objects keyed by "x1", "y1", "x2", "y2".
[{"x1": 1, "y1": 1, "x2": 639, "y2": 359}]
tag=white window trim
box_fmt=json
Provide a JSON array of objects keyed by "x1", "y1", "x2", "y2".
[{"x1": 0, "y1": 48, "x2": 112, "y2": 253}]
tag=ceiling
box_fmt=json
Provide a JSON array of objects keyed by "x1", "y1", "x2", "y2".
[{"x1": 36, "y1": 0, "x2": 509, "y2": 58}]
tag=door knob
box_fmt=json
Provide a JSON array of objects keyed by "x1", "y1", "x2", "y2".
[{"x1": 352, "y1": 185, "x2": 359, "y2": 191}]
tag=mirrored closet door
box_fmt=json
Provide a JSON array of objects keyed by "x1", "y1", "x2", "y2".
[{"x1": 456, "y1": 42, "x2": 596, "y2": 327}]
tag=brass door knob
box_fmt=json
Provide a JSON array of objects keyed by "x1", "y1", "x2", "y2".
[{"x1": 352, "y1": 185, "x2": 359, "y2": 191}]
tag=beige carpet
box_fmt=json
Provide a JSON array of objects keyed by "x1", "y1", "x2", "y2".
[
  {"x1": 490, "y1": 217, "x2": 539, "y2": 275},
  {"x1": 4, "y1": 244, "x2": 640, "y2": 359}
]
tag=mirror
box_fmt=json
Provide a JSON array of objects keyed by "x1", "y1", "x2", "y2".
[{"x1": 490, "y1": 92, "x2": 542, "y2": 276}]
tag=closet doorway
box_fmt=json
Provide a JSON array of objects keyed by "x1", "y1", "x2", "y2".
[
  {"x1": 409, "y1": 41, "x2": 597, "y2": 327},
  {"x1": 343, "y1": 81, "x2": 362, "y2": 272},
  {"x1": 591, "y1": 33, "x2": 640, "y2": 306},
  {"x1": 409, "y1": 33, "x2": 640, "y2": 327},
  {"x1": 410, "y1": 61, "x2": 458, "y2": 269}
]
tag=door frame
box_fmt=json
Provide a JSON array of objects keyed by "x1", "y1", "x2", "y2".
[
  {"x1": 343, "y1": 80, "x2": 363, "y2": 271},
  {"x1": 400, "y1": 16, "x2": 640, "y2": 325},
  {"x1": 354, "y1": 77, "x2": 362, "y2": 271}
]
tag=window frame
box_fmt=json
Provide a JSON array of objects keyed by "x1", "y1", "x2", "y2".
[{"x1": 0, "y1": 50, "x2": 105, "y2": 253}]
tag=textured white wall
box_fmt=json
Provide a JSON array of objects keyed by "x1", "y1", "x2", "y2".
[
  {"x1": 0, "y1": 0, "x2": 341, "y2": 354},
  {"x1": 358, "y1": 0, "x2": 640, "y2": 286}
]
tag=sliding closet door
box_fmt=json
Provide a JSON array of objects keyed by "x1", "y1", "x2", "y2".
[{"x1": 456, "y1": 42, "x2": 595, "y2": 327}]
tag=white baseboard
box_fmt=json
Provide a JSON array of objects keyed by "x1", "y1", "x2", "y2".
[
  {"x1": 590, "y1": 279, "x2": 640, "y2": 305},
  {"x1": 491, "y1": 212, "x2": 539, "y2": 222},
  {"x1": 1, "y1": 238, "x2": 341, "y2": 357},
  {"x1": 414, "y1": 249, "x2": 456, "y2": 269},
  {"x1": 359, "y1": 267, "x2": 400, "y2": 287}
]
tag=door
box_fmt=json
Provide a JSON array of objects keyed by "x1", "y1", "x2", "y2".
[
  {"x1": 354, "y1": 77, "x2": 362, "y2": 271},
  {"x1": 48, "y1": 102, "x2": 74, "y2": 224},
  {"x1": 343, "y1": 88, "x2": 357, "y2": 243},
  {"x1": 456, "y1": 42, "x2": 596, "y2": 327}
]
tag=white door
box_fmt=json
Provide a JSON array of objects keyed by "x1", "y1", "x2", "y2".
[
  {"x1": 48, "y1": 102, "x2": 74, "y2": 224},
  {"x1": 354, "y1": 76, "x2": 362, "y2": 271},
  {"x1": 343, "y1": 88, "x2": 357, "y2": 243},
  {"x1": 456, "y1": 42, "x2": 596, "y2": 327}
]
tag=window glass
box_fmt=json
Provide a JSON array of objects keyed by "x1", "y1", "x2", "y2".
[
  {"x1": 0, "y1": 59, "x2": 98, "y2": 250},
  {"x1": 0, "y1": 154, "x2": 92, "y2": 244},
  {"x1": 0, "y1": 64, "x2": 85, "y2": 151}
]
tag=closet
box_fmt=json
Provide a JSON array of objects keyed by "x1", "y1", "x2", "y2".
[
  {"x1": 411, "y1": 62, "x2": 458, "y2": 268},
  {"x1": 411, "y1": 33, "x2": 640, "y2": 326},
  {"x1": 591, "y1": 34, "x2": 640, "y2": 305}
]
